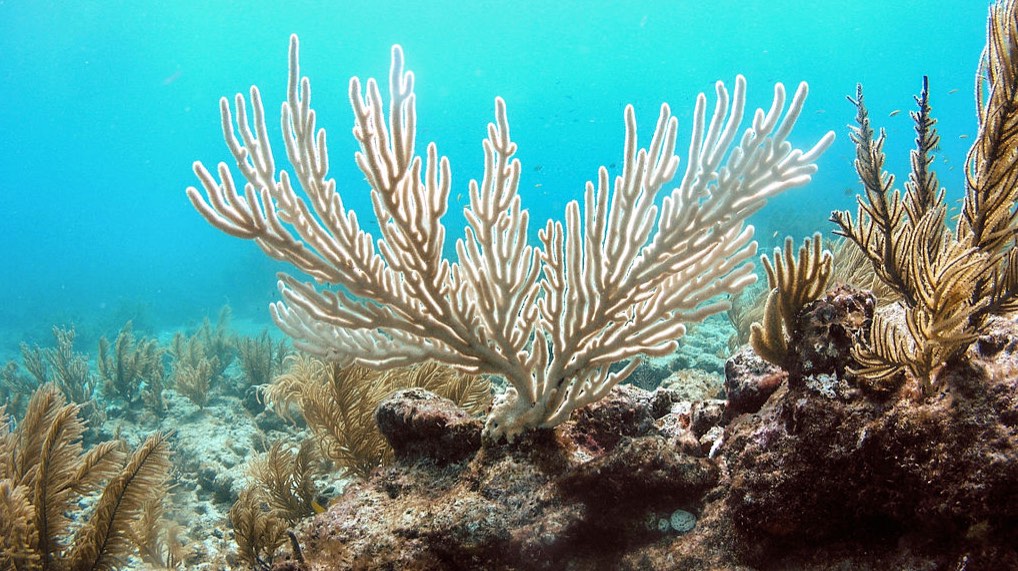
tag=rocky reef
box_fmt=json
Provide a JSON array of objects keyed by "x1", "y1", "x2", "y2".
[{"x1": 276, "y1": 285, "x2": 1018, "y2": 570}]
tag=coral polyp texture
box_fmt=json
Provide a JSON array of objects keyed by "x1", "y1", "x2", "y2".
[{"x1": 188, "y1": 35, "x2": 834, "y2": 440}]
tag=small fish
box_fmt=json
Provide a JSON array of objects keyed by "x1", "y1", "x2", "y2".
[
  {"x1": 815, "y1": 109, "x2": 826, "y2": 114},
  {"x1": 456, "y1": 193, "x2": 462, "y2": 202},
  {"x1": 889, "y1": 109, "x2": 901, "y2": 117},
  {"x1": 162, "y1": 69, "x2": 182, "y2": 86},
  {"x1": 843, "y1": 187, "x2": 854, "y2": 196},
  {"x1": 772, "y1": 230, "x2": 779, "y2": 238},
  {"x1": 948, "y1": 88, "x2": 960, "y2": 94},
  {"x1": 534, "y1": 183, "x2": 543, "y2": 188},
  {"x1": 960, "y1": 134, "x2": 970, "y2": 139},
  {"x1": 312, "y1": 499, "x2": 327, "y2": 514},
  {"x1": 534, "y1": 165, "x2": 543, "y2": 172}
]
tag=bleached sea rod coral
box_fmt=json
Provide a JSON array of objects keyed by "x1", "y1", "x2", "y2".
[{"x1": 187, "y1": 35, "x2": 833, "y2": 441}]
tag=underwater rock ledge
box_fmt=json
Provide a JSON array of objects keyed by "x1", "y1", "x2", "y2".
[
  {"x1": 272, "y1": 288, "x2": 1018, "y2": 571},
  {"x1": 721, "y1": 308, "x2": 1018, "y2": 569}
]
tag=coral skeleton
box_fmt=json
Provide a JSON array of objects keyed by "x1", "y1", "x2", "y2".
[{"x1": 188, "y1": 35, "x2": 834, "y2": 440}]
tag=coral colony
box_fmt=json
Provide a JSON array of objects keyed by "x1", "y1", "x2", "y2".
[
  {"x1": 187, "y1": 36, "x2": 833, "y2": 441},
  {"x1": 4, "y1": 1, "x2": 1018, "y2": 569}
]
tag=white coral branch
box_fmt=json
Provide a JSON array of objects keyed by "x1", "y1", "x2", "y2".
[{"x1": 188, "y1": 35, "x2": 834, "y2": 441}]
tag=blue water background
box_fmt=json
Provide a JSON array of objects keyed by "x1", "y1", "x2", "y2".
[{"x1": 0, "y1": 1, "x2": 990, "y2": 354}]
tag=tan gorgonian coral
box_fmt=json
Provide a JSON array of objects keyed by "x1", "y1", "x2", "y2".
[
  {"x1": 170, "y1": 305, "x2": 236, "y2": 385},
  {"x1": 833, "y1": 79, "x2": 984, "y2": 393},
  {"x1": 70, "y1": 433, "x2": 175, "y2": 571},
  {"x1": 228, "y1": 487, "x2": 288, "y2": 569},
  {"x1": 2, "y1": 360, "x2": 41, "y2": 420},
  {"x1": 18, "y1": 326, "x2": 105, "y2": 429},
  {"x1": 749, "y1": 234, "x2": 833, "y2": 367},
  {"x1": 725, "y1": 285, "x2": 766, "y2": 351},
  {"x1": 169, "y1": 310, "x2": 238, "y2": 408},
  {"x1": 263, "y1": 355, "x2": 490, "y2": 479},
  {"x1": 97, "y1": 321, "x2": 164, "y2": 407},
  {"x1": 958, "y1": 0, "x2": 1018, "y2": 320},
  {"x1": 236, "y1": 330, "x2": 289, "y2": 389},
  {"x1": 830, "y1": 80, "x2": 947, "y2": 309},
  {"x1": 385, "y1": 359, "x2": 491, "y2": 416},
  {"x1": 853, "y1": 240, "x2": 986, "y2": 393},
  {"x1": 196, "y1": 305, "x2": 236, "y2": 379},
  {"x1": 266, "y1": 357, "x2": 388, "y2": 479},
  {"x1": 248, "y1": 440, "x2": 321, "y2": 524},
  {"x1": 749, "y1": 234, "x2": 834, "y2": 366},
  {"x1": 172, "y1": 356, "x2": 215, "y2": 409},
  {"x1": 128, "y1": 496, "x2": 192, "y2": 570},
  {"x1": 0, "y1": 475, "x2": 39, "y2": 570},
  {"x1": 832, "y1": 0, "x2": 1018, "y2": 393},
  {"x1": 828, "y1": 236, "x2": 898, "y2": 304},
  {"x1": 729, "y1": 236, "x2": 880, "y2": 354},
  {"x1": 0, "y1": 385, "x2": 176, "y2": 570}
]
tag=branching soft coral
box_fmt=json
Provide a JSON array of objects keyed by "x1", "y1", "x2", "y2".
[
  {"x1": 749, "y1": 233, "x2": 833, "y2": 368},
  {"x1": 832, "y1": 1, "x2": 1018, "y2": 393},
  {"x1": 0, "y1": 385, "x2": 176, "y2": 570},
  {"x1": 188, "y1": 35, "x2": 833, "y2": 440}
]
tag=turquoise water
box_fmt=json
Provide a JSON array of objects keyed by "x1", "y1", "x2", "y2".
[{"x1": 0, "y1": 0, "x2": 989, "y2": 352}]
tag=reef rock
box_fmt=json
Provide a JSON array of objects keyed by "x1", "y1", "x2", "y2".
[
  {"x1": 374, "y1": 388, "x2": 483, "y2": 464},
  {"x1": 723, "y1": 346, "x2": 785, "y2": 419},
  {"x1": 723, "y1": 313, "x2": 1018, "y2": 569},
  {"x1": 285, "y1": 383, "x2": 722, "y2": 570},
  {"x1": 280, "y1": 305, "x2": 1018, "y2": 571}
]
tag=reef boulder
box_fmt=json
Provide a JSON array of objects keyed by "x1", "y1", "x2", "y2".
[
  {"x1": 722, "y1": 312, "x2": 1018, "y2": 569},
  {"x1": 286, "y1": 383, "x2": 724, "y2": 570}
]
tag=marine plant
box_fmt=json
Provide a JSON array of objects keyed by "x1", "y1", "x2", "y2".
[
  {"x1": 831, "y1": 0, "x2": 1018, "y2": 392},
  {"x1": 188, "y1": 35, "x2": 833, "y2": 440},
  {"x1": 0, "y1": 385, "x2": 175, "y2": 571}
]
